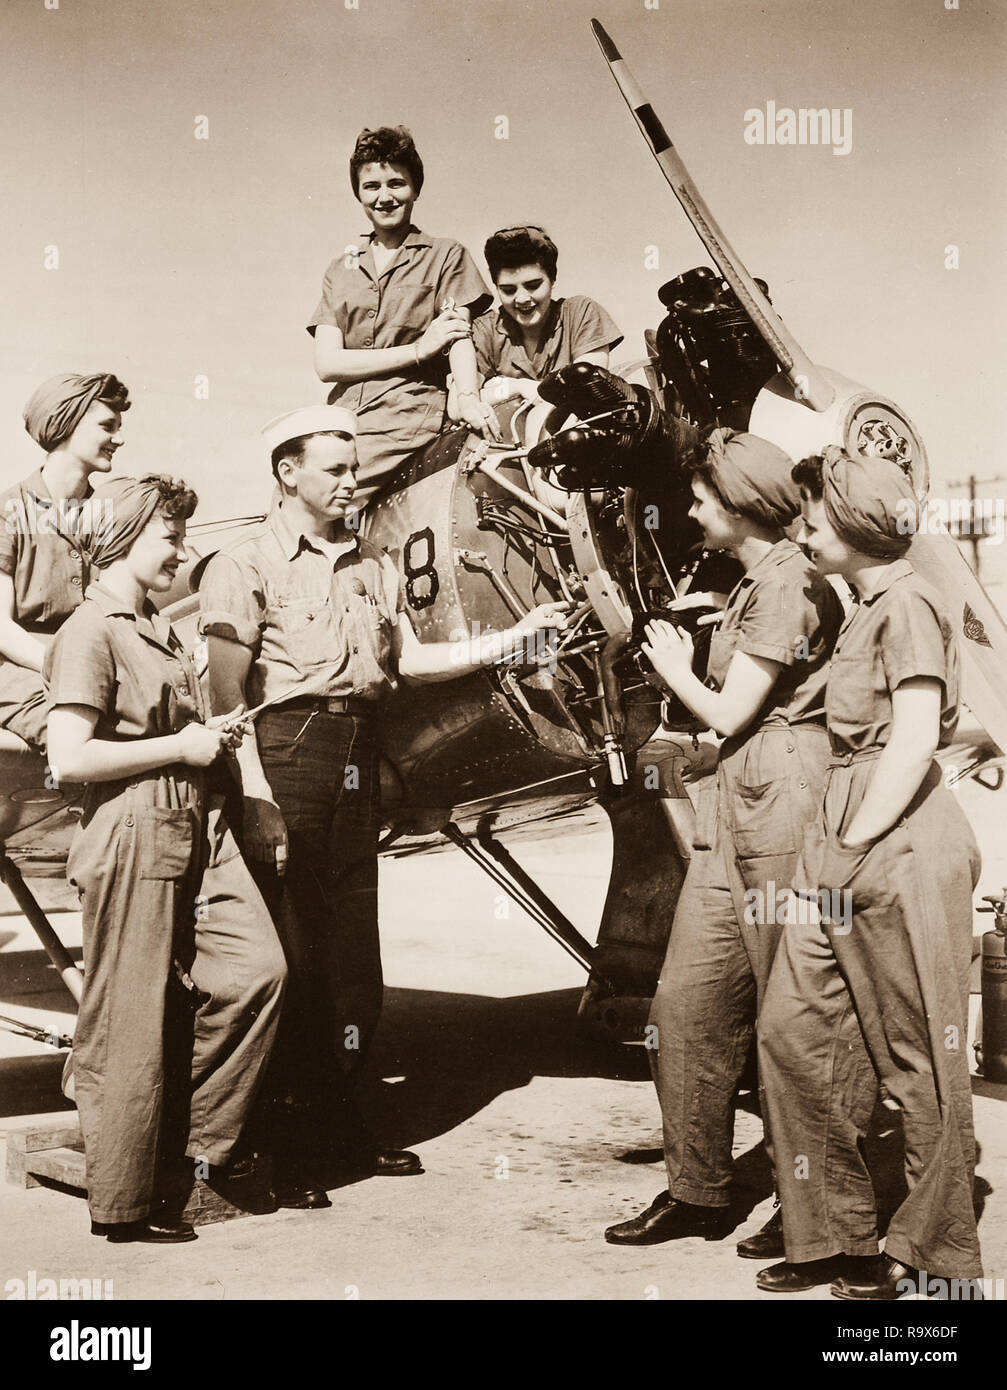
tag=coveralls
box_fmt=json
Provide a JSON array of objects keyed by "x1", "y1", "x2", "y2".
[
  {"x1": 472, "y1": 295, "x2": 623, "y2": 382},
  {"x1": 649, "y1": 539, "x2": 843, "y2": 1206},
  {"x1": 0, "y1": 470, "x2": 90, "y2": 745},
  {"x1": 307, "y1": 225, "x2": 492, "y2": 508},
  {"x1": 759, "y1": 559, "x2": 983, "y2": 1279},
  {"x1": 43, "y1": 582, "x2": 287, "y2": 1225},
  {"x1": 198, "y1": 503, "x2": 403, "y2": 1167}
]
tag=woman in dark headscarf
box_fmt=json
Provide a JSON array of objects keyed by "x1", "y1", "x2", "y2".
[
  {"x1": 0, "y1": 372, "x2": 130, "y2": 747},
  {"x1": 604, "y1": 428, "x2": 843, "y2": 1254},
  {"x1": 756, "y1": 448, "x2": 983, "y2": 1298},
  {"x1": 43, "y1": 475, "x2": 286, "y2": 1244}
]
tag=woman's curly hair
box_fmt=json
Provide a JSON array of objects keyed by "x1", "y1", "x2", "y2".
[
  {"x1": 350, "y1": 126, "x2": 424, "y2": 197},
  {"x1": 139, "y1": 473, "x2": 198, "y2": 521}
]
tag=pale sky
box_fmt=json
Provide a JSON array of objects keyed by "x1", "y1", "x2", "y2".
[{"x1": 2, "y1": 0, "x2": 1004, "y2": 526}]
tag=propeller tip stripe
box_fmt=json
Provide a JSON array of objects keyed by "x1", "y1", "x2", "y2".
[
  {"x1": 591, "y1": 19, "x2": 621, "y2": 61},
  {"x1": 636, "y1": 104, "x2": 671, "y2": 155}
]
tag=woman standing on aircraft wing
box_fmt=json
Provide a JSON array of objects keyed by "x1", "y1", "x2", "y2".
[
  {"x1": 309, "y1": 125, "x2": 498, "y2": 511},
  {"x1": 0, "y1": 373, "x2": 130, "y2": 749},
  {"x1": 604, "y1": 429, "x2": 843, "y2": 1253},
  {"x1": 755, "y1": 449, "x2": 983, "y2": 1299}
]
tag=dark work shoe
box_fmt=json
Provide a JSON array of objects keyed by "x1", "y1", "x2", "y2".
[
  {"x1": 105, "y1": 1218, "x2": 197, "y2": 1244},
  {"x1": 605, "y1": 1191, "x2": 730, "y2": 1246},
  {"x1": 369, "y1": 1148, "x2": 423, "y2": 1177},
  {"x1": 275, "y1": 1184, "x2": 332, "y2": 1210},
  {"x1": 737, "y1": 1207, "x2": 784, "y2": 1260},
  {"x1": 334, "y1": 1144, "x2": 424, "y2": 1179},
  {"x1": 831, "y1": 1253, "x2": 918, "y2": 1301},
  {"x1": 757, "y1": 1255, "x2": 865, "y2": 1293}
]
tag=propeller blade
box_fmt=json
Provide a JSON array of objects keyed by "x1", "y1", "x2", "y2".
[{"x1": 591, "y1": 19, "x2": 835, "y2": 413}]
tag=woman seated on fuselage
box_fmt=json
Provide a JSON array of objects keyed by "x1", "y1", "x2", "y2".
[
  {"x1": 458, "y1": 225, "x2": 622, "y2": 412},
  {"x1": 0, "y1": 373, "x2": 129, "y2": 750},
  {"x1": 309, "y1": 125, "x2": 498, "y2": 510}
]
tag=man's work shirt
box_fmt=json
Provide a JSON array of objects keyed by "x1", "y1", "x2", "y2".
[
  {"x1": 306, "y1": 226, "x2": 492, "y2": 505},
  {"x1": 472, "y1": 295, "x2": 622, "y2": 383},
  {"x1": 0, "y1": 469, "x2": 90, "y2": 633},
  {"x1": 197, "y1": 501, "x2": 404, "y2": 708},
  {"x1": 825, "y1": 558, "x2": 960, "y2": 754},
  {"x1": 707, "y1": 538, "x2": 843, "y2": 729}
]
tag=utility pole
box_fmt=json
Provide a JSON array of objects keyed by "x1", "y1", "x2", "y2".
[{"x1": 946, "y1": 474, "x2": 1006, "y2": 583}]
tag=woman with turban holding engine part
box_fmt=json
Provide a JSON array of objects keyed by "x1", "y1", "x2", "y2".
[
  {"x1": 755, "y1": 448, "x2": 983, "y2": 1299},
  {"x1": 604, "y1": 429, "x2": 843, "y2": 1255},
  {"x1": 44, "y1": 475, "x2": 286, "y2": 1245},
  {"x1": 0, "y1": 373, "x2": 130, "y2": 748}
]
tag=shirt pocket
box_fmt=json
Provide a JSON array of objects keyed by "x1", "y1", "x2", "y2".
[
  {"x1": 137, "y1": 807, "x2": 196, "y2": 880},
  {"x1": 268, "y1": 592, "x2": 333, "y2": 667},
  {"x1": 382, "y1": 283, "x2": 436, "y2": 339},
  {"x1": 349, "y1": 595, "x2": 393, "y2": 669},
  {"x1": 825, "y1": 652, "x2": 884, "y2": 729}
]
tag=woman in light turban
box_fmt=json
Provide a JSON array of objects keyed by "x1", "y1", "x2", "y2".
[
  {"x1": 605, "y1": 428, "x2": 843, "y2": 1257},
  {"x1": 0, "y1": 373, "x2": 131, "y2": 747},
  {"x1": 757, "y1": 447, "x2": 983, "y2": 1298}
]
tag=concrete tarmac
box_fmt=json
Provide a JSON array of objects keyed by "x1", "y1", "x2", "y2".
[{"x1": 0, "y1": 783, "x2": 1005, "y2": 1301}]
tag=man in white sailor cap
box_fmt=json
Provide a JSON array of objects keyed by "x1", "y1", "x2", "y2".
[{"x1": 198, "y1": 405, "x2": 570, "y2": 1208}]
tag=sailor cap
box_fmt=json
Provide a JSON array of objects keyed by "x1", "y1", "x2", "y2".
[{"x1": 261, "y1": 405, "x2": 357, "y2": 452}]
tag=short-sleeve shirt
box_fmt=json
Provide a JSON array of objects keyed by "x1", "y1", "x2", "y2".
[
  {"x1": 307, "y1": 226, "x2": 492, "y2": 502},
  {"x1": 197, "y1": 501, "x2": 403, "y2": 707},
  {"x1": 43, "y1": 581, "x2": 206, "y2": 823},
  {"x1": 825, "y1": 559, "x2": 960, "y2": 753},
  {"x1": 707, "y1": 539, "x2": 843, "y2": 727},
  {"x1": 307, "y1": 225, "x2": 492, "y2": 409},
  {"x1": 44, "y1": 581, "x2": 204, "y2": 738},
  {"x1": 472, "y1": 295, "x2": 623, "y2": 382},
  {"x1": 0, "y1": 469, "x2": 91, "y2": 633}
]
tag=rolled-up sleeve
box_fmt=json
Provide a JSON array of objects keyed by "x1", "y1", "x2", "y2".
[
  {"x1": 43, "y1": 608, "x2": 115, "y2": 714},
  {"x1": 440, "y1": 242, "x2": 493, "y2": 319},
  {"x1": 306, "y1": 259, "x2": 347, "y2": 337},
  {"x1": 379, "y1": 551, "x2": 405, "y2": 616},
  {"x1": 566, "y1": 295, "x2": 623, "y2": 356},
  {"x1": 198, "y1": 553, "x2": 265, "y2": 650},
  {"x1": 735, "y1": 573, "x2": 805, "y2": 666},
  {"x1": 0, "y1": 514, "x2": 19, "y2": 578},
  {"x1": 880, "y1": 587, "x2": 951, "y2": 692},
  {"x1": 472, "y1": 314, "x2": 499, "y2": 379}
]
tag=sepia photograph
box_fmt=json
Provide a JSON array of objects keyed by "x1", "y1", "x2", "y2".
[{"x1": 0, "y1": 0, "x2": 1004, "y2": 1362}]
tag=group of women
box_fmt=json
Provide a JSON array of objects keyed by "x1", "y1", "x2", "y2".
[
  {"x1": 0, "y1": 123, "x2": 985, "y2": 1291},
  {"x1": 607, "y1": 432, "x2": 984, "y2": 1298}
]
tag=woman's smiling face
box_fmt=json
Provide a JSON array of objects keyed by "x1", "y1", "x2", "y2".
[
  {"x1": 63, "y1": 400, "x2": 124, "y2": 472},
  {"x1": 795, "y1": 493, "x2": 856, "y2": 577},
  {"x1": 495, "y1": 262, "x2": 554, "y2": 335},
  {"x1": 356, "y1": 161, "x2": 417, "y2": 235}
]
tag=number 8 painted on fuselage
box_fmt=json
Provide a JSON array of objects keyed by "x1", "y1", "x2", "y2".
[{"x1": 403, "y1": 527, "x2": 439, "y2": 610}]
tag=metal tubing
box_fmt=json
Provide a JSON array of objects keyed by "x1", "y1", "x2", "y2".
[{"x1": 1, "y1": 853, "x2": 83, "y2": 1004}]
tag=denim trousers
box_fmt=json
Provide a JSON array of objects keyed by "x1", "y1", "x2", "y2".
[{"x1": 250, "y1": 706, "x2": 383, "y2": 1168}]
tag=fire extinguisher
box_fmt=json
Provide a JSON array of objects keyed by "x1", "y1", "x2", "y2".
[{"x1": 977, "y1": 892, "x2": 1007, "y2": 1084}]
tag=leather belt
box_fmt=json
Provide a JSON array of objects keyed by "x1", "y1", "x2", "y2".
[{"x1": 275, "y1": 695, "x2": 379, "y2": 717}]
